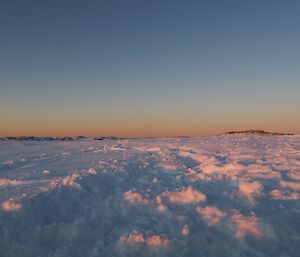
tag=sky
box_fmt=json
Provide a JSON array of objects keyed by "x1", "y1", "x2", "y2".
[{"x1": 0, "y1": 0, "x2": 300, "y2": 137}]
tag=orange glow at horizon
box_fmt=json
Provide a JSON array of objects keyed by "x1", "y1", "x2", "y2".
[{"x1": 0, "y1": 115, "x2": 299, "y2": 137}]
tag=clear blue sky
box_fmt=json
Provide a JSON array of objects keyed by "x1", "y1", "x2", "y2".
[{"x1": 1, "y1": 0, "x2": 299, "y2": 136}]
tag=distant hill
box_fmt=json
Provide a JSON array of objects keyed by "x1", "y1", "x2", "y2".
[{"x1": 223, "y1": 130, "x2": 294, "y2": 136}]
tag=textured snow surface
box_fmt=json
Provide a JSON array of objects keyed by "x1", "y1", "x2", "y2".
[{"x1": 0, "y1": 136, "x2": 300, "y2": 257}]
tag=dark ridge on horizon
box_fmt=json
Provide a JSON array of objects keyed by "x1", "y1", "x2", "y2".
[
  {"x1": 0, "y1": 136, "x2": 89, "y2": 142},
  {"x1": 222, "y1": 129, "x2": 294, "y2": 136},
  {"x1": 0, "y1": 130, "x2": 296, "y2": 142},
  {"x1": 0, "y1": 135, "x2": 191, "y2": 141}
]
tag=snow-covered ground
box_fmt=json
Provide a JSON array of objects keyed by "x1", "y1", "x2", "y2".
[{"x1": 0, "y1": 136, "x2": 300, "y2": 257}]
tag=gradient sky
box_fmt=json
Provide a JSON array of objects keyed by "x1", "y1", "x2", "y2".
[{"x1": 1, "y1": 0, "x2": 300, "y2": 137}]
